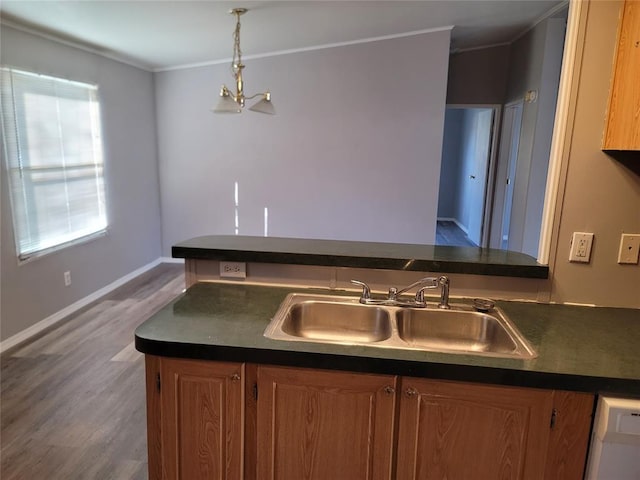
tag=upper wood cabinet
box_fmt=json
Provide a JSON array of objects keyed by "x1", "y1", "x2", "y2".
[
  {"x1": 603, "y1": 0, "x2": 640, "y2": 151},
  {"x1": 256, "y1": 365, "x2": 397, "y2": 480}
]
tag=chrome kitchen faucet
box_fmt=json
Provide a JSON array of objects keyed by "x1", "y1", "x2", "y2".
[{"x1": 351, "y1": 275, "x2": 451, "y2": 309}]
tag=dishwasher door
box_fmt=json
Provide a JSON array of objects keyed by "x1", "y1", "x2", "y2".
[{"x1": 585, "y1": 396, "x2": 640, "y2": 480}]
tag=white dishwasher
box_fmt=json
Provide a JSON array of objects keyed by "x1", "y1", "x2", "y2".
[{"x1": 585, "y1": 396, "x2": 640, "y2": 480}]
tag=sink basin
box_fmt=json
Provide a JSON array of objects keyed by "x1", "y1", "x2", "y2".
[
  {"x1": 265, "y1": 293, "x2": 537, "y2": 359},
  {"x1": 280, "y1": 301, "x2": 392, "y2": 343},
  {"x1": 396, "y1": 309, "x2": 522, "y2": 355}
]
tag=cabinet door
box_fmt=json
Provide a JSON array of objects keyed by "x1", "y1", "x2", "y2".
[
  {"x1": 256, "y1": 366, "x2": 397, "y2": 480},
  {"x1": 603, "y1": 0, "x2": 640, "y2": 150},
  {"x1": 396, "y1": 378, "x2": 554, "y2": 480},
  {"x1": 543, "y1": 390, "x2": 594, "y2": 480},
  {"x1": 155, "y1": 357, "x2": 244, "y2": 480}
]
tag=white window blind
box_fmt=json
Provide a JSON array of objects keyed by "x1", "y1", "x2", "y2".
[{"x1": 1, "y1": 67, "x2": 107, "y2": 261}]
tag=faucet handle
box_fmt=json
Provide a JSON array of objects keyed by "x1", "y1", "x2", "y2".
[
  {"x1": 388, "y1": 287, "x2": 398, "y2": 300},
  {"x1": 437, "y1": 275, "x2": 451, "y2": 309},
  {"x1": 350, "y1": 280, "x2": 372, "y2": 304}
]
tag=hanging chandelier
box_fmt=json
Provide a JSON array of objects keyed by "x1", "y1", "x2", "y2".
[{"x1": 212, "y1": 8, "x2": 275, "y2": 114}]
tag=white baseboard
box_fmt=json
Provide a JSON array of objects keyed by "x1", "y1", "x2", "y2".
[
  {"x1": 455, "y1": 220, "x2": 469, "y2": 235},
  {"x1": 0, "y1": 257, "x2": 165, "y2": 354},
  {"x1": 160, "y1": 256, "x2": 184, "y2": 264},
  {"x1": 437, "y1": 217, "x2": 468, "y2": 235}
]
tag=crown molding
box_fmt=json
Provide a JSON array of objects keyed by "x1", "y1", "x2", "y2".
[
  {"x1": 1, "y1": 18, "x2": 153, "y2": 72},
  {"x1": 450, "y1": 41, "x2": 511, "y2": 55},
  {"x1": 155, "y1": 26, "x2": 454, "y2": 73},
  {"x1": 510, "y1": 0, "x2": 570, "y2": 45}
]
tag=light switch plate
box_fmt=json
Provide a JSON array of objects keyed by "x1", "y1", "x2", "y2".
[{"x1": 569, "y1": 232, "x2": 594, "y2": 263}]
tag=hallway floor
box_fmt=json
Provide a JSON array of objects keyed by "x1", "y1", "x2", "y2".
[{"x1": 435, "y1": 220, "x2": 476, "y2": 247}]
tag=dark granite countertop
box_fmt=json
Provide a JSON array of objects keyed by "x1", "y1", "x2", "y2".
[
  {"x1": 172, "y1": 235, "x2": 549, "y2": 279},
  {"x1": 135, "y1": 282, "x2": 640, "y2": 396}
]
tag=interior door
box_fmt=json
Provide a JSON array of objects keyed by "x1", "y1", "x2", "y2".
[
  {"x1": 466, "y1": 109, "x2": 494, "y2": 246},
  {"x1": 489, "y1": 101, "x2": 523, "y2": 249},
  {"x1": 502, "y1": 103, "x2": 523, "y2": 250}
]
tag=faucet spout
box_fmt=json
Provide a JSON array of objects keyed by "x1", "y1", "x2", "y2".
[
  {"x1": 350, "y1": 280, "x2": 372, "y2": 303},
  {"x1": 390, "y1": 277, "x2": 438, "y2": 302}
]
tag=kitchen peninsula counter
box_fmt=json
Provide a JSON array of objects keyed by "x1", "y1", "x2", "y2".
[
  {"x1": 172, "y1": 235, "x2": 549, "y2": 279},
  {"x1": 135, "y1": 281, "x2": 640, "y2": 396}
]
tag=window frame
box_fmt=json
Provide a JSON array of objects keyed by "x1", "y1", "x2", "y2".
[{"x1": 1, "y1": 66, "x2": 109, "y2": 263}]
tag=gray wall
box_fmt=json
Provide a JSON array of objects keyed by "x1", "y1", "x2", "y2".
[
  {"x1": 0, "y1": 26, "x2": 162, "y2": 341},
  {"x1": 447, "y1": 45, "x2": 510, "y2": 105},
  {"x1": 549, "y1": 0, "x2": 639, "y2": 309},
  {"x1": 155, "y1": 30, "x2": 451, "y2": 253},
  {"x1": 521, "y1": 18, "x2": 566, "y2": 256},
  {"x1": 505, "y1": 17, "x2": 566, "y2": 257},
  {"x1": 437, "y1": 109, "x2": 463, "y2": 219}
]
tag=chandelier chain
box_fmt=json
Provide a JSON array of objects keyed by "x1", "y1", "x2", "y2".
[{"x1": 232, "y1": 13, "x2": 243, "y2": 79}]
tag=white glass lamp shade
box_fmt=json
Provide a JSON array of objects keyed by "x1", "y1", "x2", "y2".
[
  {"x1": 212, "y1": 86, "x2": 241, "y2": 113},
  {"x1": 249, "y1": 93, "x2": 275, "y2": 115}
]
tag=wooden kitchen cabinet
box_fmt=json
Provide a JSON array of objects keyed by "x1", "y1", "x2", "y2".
[
  {"x1": 255, "y1": 365, "x2": 397, "y2": 480},
  {"x1": 603, "y1": 0, "x2": 640, "y2": 151},
  {"x1": 145, "y1": 356, "x2": 245, "y2": 480},
  {"x1": 395, "y1": 377, "x2": 594, "y2": 480},
  {"x1": 144, "y1": 358, "x2": 593, "y2": 480}
]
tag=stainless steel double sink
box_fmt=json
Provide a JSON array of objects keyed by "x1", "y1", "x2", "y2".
[{"x1": 264, "y1": 293, "x2": 537, "y2": 359}]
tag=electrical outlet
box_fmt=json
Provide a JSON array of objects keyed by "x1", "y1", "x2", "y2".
[
  {"x1": 64, "y1": 271, "x2": 72, "y2": 286},
  {"x1": 219, "y1": 261, "x2": 246, "y2": 279},
  {"x1": 569, "y1": 232, "x2": 594, "y2": 263},
  {"x1": 618, "y1": 234, "x2": 640, "y2": 264}
]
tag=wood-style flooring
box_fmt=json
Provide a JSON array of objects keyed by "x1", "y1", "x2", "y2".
[
  {"x1": 435, "y1": 220, "x2": 477, "y2": 247},
  {"x1": 1, "y1": 263, "x2": 185, "y2": 480}
]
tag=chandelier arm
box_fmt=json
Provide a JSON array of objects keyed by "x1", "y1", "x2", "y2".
[{"x1": 244, "y1": 92, "x2": 270, "y2": 100}]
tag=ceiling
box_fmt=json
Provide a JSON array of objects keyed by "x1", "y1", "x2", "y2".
[{"x1": 1, "y1": 1, "x2": 566, "y2": 72}]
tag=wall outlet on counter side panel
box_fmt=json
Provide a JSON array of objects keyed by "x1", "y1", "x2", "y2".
[
  {"x1": 220, "y1": 262, "x2": 246, "y2": 279},
  {"x1": 64, "y1": 271, "x2": 71, "y2": 286}
]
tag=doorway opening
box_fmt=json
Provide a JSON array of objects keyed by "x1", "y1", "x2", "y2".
[{"x1": 436, "y1": 106, "x2": 498, "y2": 247}]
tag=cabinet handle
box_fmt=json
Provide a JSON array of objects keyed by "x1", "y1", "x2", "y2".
[
  {"x1": 231, "y1": 373, "x2": 241, "y2": 381},
  {"x1": 383, "y1": 385, "x2": 395, "y2": 395},
  {"x1": 405, "y1": 387, "x2": 419, "y2": 397}
]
